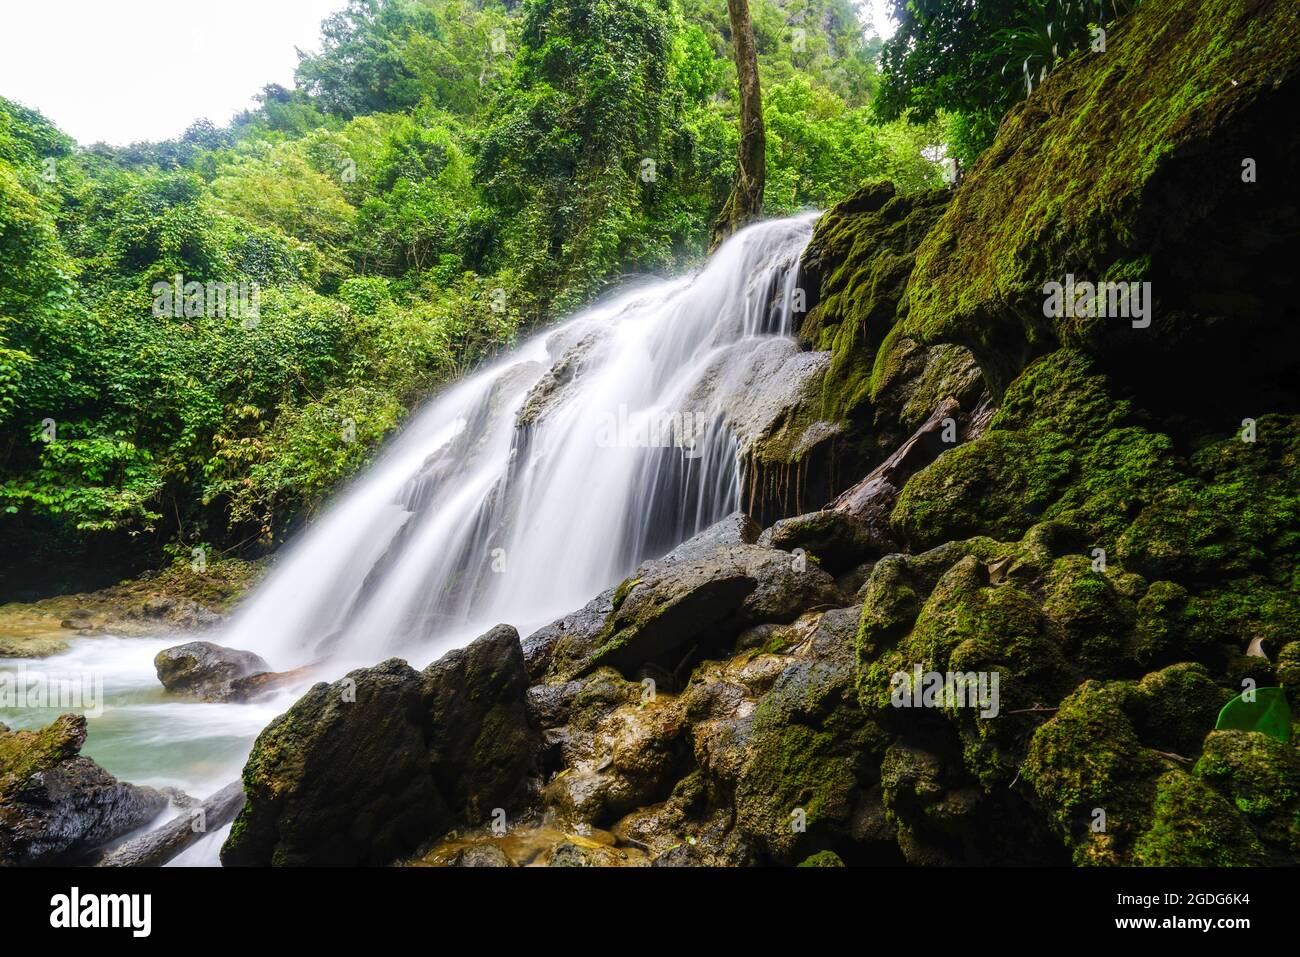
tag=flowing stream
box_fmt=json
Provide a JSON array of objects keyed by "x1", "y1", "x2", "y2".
[{"x1": 0, "y1": 213, "x2": 819, "y2": 865}]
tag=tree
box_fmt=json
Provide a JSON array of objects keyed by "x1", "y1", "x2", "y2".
[
  {"x1": 295, "y1": 0, "x2": 443, "y2": 118},
  {"x1": 709, "y1": 0, "x2": 765, "y2": 250},
  {"x1": 874, "y1": 0, "x2": 1139, "y2": 166}
]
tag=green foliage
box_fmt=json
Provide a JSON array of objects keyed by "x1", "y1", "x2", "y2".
[
  {"x1": 295, "y1": 0, "x2": 446, "y2": 117},
  {"x1": 1216, "y1": 689, "x2": 1292, "y2": 744},
  {"x1": 876, "y1": 0, "x2": 1139, "y2": 165},
  {"x1": 0, "y1": 0, "x2": 945, "y2": 593}
]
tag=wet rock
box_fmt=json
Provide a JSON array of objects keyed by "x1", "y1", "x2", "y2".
[
  {"x1": 423, "y1": 623, "x2": 539, "y2": 824},
  {"x1": 545, "y1": 513, "x2": 841, "y2": 681},
  {"x1": 154, "y1": 641, "x2": 270, "y2": 701},
  {"x1": 0, "y1": 714, "x2": 167, "y2": 865},
  {"x1": 221, "y1": 625, "x2": 539, "y2": 866},
  {"x1": 448, "y1": 843, "x2": 513, "y2": 867},
  {"x1": 758, "y1": 510, "x2": 880, "y2": 575},
  {"x1": 220, "y1": 658, "x2": 440, "y2": 867},
  {"x1": 522, "y1": 586, "x2": 616, "y2": 682}
]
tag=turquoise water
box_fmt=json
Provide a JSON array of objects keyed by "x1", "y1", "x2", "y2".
[{"x1": 0, "y1": 634, "x2": 299, "y2": 865}]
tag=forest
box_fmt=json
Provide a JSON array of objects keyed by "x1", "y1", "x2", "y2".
[
  {"x1": 0, "y1": 0, "x2": 957, "y2": 597},
  {"x1": 0, "y1": 0, "x2": 1296, "y2": 885}
]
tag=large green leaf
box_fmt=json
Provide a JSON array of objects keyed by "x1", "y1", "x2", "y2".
[{"x1": 1215, "y1": 686, "x2": 1292, "y2": 743}]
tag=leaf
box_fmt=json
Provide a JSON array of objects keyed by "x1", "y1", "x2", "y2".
[{"x1": 1215, "y1": 686, "x2": 1292, "y2": 743}]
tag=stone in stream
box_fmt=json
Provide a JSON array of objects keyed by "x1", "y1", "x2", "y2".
[
  {"x1": 154, "y1": 641, "x2": 270, "y2": 701},
  {"x1": 220, "y1": 624, "x2": 540, "y2": 866},
  {"x1": 97, "y1": 781, "x2": 245, "y2": 867},
  {"x1": 0, "y1": 714, "x2": 168, "y2": 865},
  {"x1": 153, "y1": 640, "x2": 311, "y2": 703}
]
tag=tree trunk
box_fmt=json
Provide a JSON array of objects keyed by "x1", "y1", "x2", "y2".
[{"x1": 709, "y1": 0, "x2": 765, "y2": 251}]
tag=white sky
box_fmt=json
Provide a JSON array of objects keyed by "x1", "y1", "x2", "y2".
[
  {"x1": 0, "y1": 0, "x2": 345, "y2": 145},
  {"x1": 0, "y1": 0, "x2": 898, "y2": 147}
]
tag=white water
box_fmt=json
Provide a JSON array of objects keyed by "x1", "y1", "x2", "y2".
[
  {"x1": 223, "y1": 211, "x2": 819, "y2": 671},
  {"x1": 0, "y1": 213, "x2": 818, "y2": 864}
]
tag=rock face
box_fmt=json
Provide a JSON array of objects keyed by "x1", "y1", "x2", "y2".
[
  {"x1": 221, "y1": 625, "x2": 539, "y2": 866},
  {"x1": 154, "y1": 641, "x2": 271, "y2": 701},
  {"x1": 0, "y1": 714, "x2": 168, "y2": 865},
  {"x1": 901, "y1": 0, "x2": 1300, "y2": 400},
  {"x1": 537, "y1": 513, "x2": 842, "y2": 683}
]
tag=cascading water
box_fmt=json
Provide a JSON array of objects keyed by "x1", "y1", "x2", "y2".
[
  {"x1": 0, "y1": 212, "x2": 820, "y2": 865},
  {"x1": 222, "y1": 211, "x2": 820, "y2": 671}
]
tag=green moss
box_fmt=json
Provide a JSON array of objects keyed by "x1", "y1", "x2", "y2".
[
  {"x1": 610, "y1": 577, "x2": 641, "y2": 612},
  {"x1": 1131, "y1": 770, "x2": 1263, "y2": 866},
  {"x1": 902, "y1": 0, "x2": 1296, "y2": 385},
  {"x1": 798, "y1": 183, "x2": 951, "y2": 423},
  {"x1": 734, "y1": 722, "x2": 860, "y2": 862},
  {"x1": 1132, "y1": 581, "x2": 1191, "y2": 668},
  {"x1": 796, "y1": 849, "x2": 845, "y2": 867},
  {"x1": 1196, "y1": 730, "x2": 1300, "y2": 856},
  {"x1": 0, "y1": 713, "x2": 85, "y2": 794},
  {"x1": 1040, "y1": 555, "x2": 1138, "y2": 675},
  {"x1": 1023, "y1": 680, "x2": 1164, "y2": 865}
]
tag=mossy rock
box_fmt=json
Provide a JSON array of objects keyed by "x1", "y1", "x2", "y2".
[
  {"x1": 892, "y1": 350, "x2": 1180, "y2": 550},
  {"x1": 1130, "y1": 769, "x2": 1264, "y2": 865},
  {"x1": 796, "y1": 849, "x2": 845, "y2": 867},
  {"x1": 1023, "y1": 679, "x2": 1169, "y2": 864},
  {"x1": 903, "y1": 0, "x2": 1300, "y2": 396},
  {"x1": 1195, "y1": 729, "x2": 1300, "y2": 858},
  {"x1": 797, "y1": 182, "x2": 952, "y2": 425}
]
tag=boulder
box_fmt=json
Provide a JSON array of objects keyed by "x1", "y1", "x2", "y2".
[
  {"x1": 540, "y1": 513, "x2": 842, "y2": 681},
  {"x1": 0, "y1": 714, "x2": 167, "y2": 865},
  {"x1": 424, "y1": 623, "x2": 539, "y2": 823},
  {"x1": 758, "y1": 509, "x2": 879, "y2": 576},
  {"x1": 154, "y1": 641, "x2": 270, "y2": 701},
  {"x1": 221, "y1": 625, "x2": 539, "y2": 866},
  {"x1": 220, "y1": 658, "x2": 439, "y2": 866}
]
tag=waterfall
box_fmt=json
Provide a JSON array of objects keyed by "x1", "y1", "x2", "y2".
[{"x1": 221, "y1": 212, "x2": 820, "y2": 671}]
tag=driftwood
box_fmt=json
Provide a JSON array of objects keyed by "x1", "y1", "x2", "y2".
[
  {"x1": 96, "y1": 780, "x2": 245, "y2": 867},
  {"x1": 830, "y1": 397, "x2": 963, "y2": 541}
]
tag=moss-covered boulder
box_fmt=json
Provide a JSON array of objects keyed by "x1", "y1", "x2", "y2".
[
  {"x1": 1024, "y1": 676, "x2": 1268, "y2": 865},
  {"x1": 795, "y1": 181, "x2": 986, "y2": 486},
  {"x1": 892, "y1": 350, "x2": 1180, "y2": 549},
  {"x1": 798, "y1": 182, "x2": 955, "y2": 423},
  {"x1": 904, "y1": 0, "x2": 1300, "y2": 398},
  {"x1": 0, "y1": 714, "x2": 167, "y2": 865},
  {"x1": 1196, "y1": 729, "x2": 1300, "y2": 861}
]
